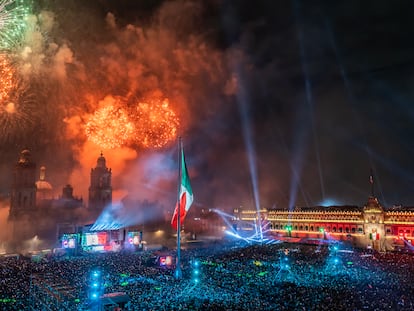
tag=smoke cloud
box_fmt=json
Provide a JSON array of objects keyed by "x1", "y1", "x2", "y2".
[
  {"x1": 0, "y1": 0, "x2": 243, "y2": 248},
  {"x1": 2, "y1": 0, "x2": 413, "y2": 248},
  {"x1": 0, "y1": 201, "x2": 12, "y2": 253}
]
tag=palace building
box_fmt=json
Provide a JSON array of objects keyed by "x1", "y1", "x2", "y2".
[{"x1": 234, "y1": 196, "x2": 414, "y2": 252}]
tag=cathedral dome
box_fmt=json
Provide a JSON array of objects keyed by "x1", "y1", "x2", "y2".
[{"x1": 36, "y1": 180, "x2": 53, "y2": 191}]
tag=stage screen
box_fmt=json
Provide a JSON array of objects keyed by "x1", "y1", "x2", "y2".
[
  {"x1": 61, "y1": 234, "x2": 78, "y2": 249},
  {"x1": 127, "y1": 231, "x2": 141, "y2": 245},
  {"x1": 83, "y1": 232, "x2": 107, "y2": 246},
  {"x1": 159, "y1": 256, "x2": 173, "y2": 267}
]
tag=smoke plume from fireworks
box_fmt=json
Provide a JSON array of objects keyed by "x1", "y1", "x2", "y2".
[
  {"x1": 2, "y1": 0, "x2": 412, "y2": 238},
  {"x1": 0, "y1": 0, "x2": 235, "y2": 212}
]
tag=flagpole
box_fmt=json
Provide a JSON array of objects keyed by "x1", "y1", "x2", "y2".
[
  {"x1": 175, "y1": 137, "x2": 183, "y2": 280},
  {"x1": 370, "y1": 168, "x2": 374, "y2": 197}
]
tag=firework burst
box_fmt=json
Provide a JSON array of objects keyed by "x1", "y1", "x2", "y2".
[
  {"x1": 0, "y1": 75, "x2": 36, "y2": 144},
  {"x1": 0, "y1": 53, "x2": 14, "y2": 101},
  {"x1": 0, "y1": 0, "x2": 31, "y2": 52},
  {"x1": 85, "y1": 104, "x2": 135, "y2": 150},
  {"x1": 131, "y1": 98, "x2": 179, "y2": 149}
]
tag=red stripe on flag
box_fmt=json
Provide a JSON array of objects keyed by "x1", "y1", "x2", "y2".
[{"x1": 171, "y1": 193, "x2": 188, "y2": 230}]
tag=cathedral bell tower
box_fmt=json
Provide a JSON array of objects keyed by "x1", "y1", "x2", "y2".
[
  {"x1": 9, "y1": 149, "x2": 37, "y2": 220},
  {"x1": 88, "y1": 152, "x2": 112, "y2": 211}
]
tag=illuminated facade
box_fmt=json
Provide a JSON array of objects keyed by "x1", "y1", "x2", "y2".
[
  {"x1": 88, "y1": 152, "x2": 112, "y2": 211},
  {"x1": 234, "y1": 196, "x2": 414, "y2": 251}
]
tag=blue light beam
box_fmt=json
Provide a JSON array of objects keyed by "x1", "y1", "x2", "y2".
[
  {"x1": 234, "y1": 68, "x2": 263, "y2": 240},
  {"x1": 293, "y1": 0, "x2": 325, "y2": 203}
]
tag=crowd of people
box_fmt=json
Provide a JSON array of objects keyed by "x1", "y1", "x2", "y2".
[{"x1": 0, "y1": 239, "x2": 414, "y2": 310}]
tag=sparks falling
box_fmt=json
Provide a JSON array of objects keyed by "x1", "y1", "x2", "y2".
[
  {"x1": 0, "y1": 74, "x2": 36, "y2": 143},
  {"x1": 85, "y1": 105, "x2": 135, "y2": 150},
  {"x1": 132, "y1": 98, "x2": 179, "y2": 149},
  {"x1": 85, "y1": 95, "x2": 180, "y2": 150},
  {"x1": 0, "y1": 54, "x2": 14, "y2": 101}
]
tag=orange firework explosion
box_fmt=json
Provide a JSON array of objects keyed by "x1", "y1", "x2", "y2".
[
  {"x1": 0, "y1": 78, "x2": 37, "y2": 144},
  {"x1": 0, "y1": 54, "x2": 15, "y2": 102},
  {"x1": 132, "y1": 98, "x2": 179, "y2": 148},
  {"x1": 0, "y1": 54, "x2": 36, "y2": 144},
  {"x1": 85, "y1": 105, "x2": 135, "y2": 149}
]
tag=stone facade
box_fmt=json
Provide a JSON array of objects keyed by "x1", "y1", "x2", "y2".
[{"x1": 234, "y1": 197, "x2": 414, "y2": 251}]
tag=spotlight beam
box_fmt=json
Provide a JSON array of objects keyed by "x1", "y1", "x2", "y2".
[
  {"x1": 234, "y1": 67, "x2": 263, "y2": 240},
  {"x1": 293, "y1": 0, "x2": 325, "y2": 204}
]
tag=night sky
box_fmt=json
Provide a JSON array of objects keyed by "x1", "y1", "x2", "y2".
[{"x1": 1, "y1": 0, "x2": 414, "y2": 216}]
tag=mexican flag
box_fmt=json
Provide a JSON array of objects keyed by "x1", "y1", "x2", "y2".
[{"x1": 171, "y1": 147, "x2": 193, "y2": 230}]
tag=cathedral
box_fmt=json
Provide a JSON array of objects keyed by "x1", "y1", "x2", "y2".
[{"x1": 7, "y1": 149, "x2": 113, "y2": 250}]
